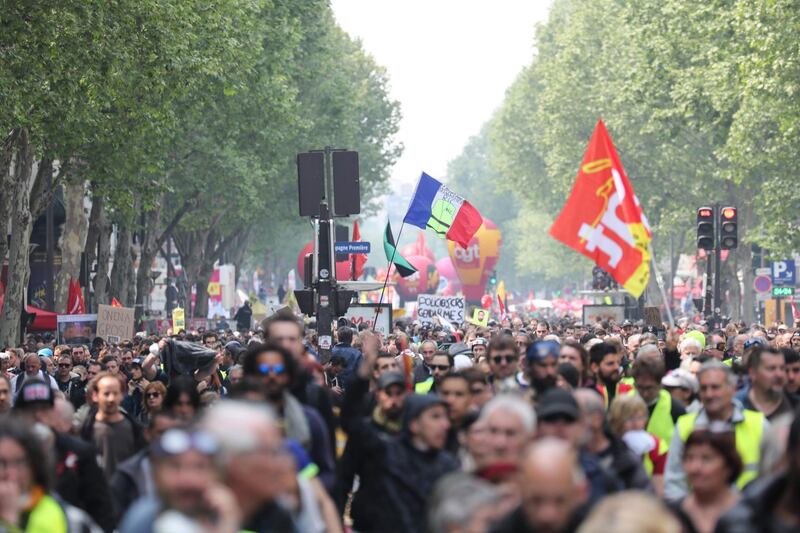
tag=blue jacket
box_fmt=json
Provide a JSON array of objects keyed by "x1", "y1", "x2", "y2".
[{"x1": 331, "y1": 343, "x2": 362, "y2": 388}]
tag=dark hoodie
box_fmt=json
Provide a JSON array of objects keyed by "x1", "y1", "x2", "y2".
[{"x1": 341, "y1": 390, "x2": 458, "y2": 533}]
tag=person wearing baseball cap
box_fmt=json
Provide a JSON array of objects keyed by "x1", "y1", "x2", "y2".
[
  {"x1": 13, "y1": 380, "x2": 116, "y2": 531},
  {"x1": 342, "y1": 346, "x2": 458, "y2": 533},
  {"x1": 661, "y1": 369, "x2": 700, "y2": 413}
]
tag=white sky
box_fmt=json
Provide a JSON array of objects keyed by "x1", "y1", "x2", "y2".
[{"x1": 331, "y1": 0, "x2": 553, "y2": 192}]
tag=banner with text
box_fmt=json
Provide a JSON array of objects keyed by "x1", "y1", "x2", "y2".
[
  {"x1": 417, "y1": 295, "x2": 465, "y2": 325},
  {"x1": 345, "y1": 303, "x2": 392, "y2": 334}
]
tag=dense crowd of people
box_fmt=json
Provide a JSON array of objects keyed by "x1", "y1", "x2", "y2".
[{"x1": 3, "y1": 310, "x2": 800, "y2": 532}]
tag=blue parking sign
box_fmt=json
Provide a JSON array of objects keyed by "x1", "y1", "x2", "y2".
[{"x1": 771, "y1": 260, "x2": 796, "y2": 286}]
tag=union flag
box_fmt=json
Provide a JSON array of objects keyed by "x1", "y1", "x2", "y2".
[{"x1": 549, "y1": 120, "x2": 651, "y2": 297}]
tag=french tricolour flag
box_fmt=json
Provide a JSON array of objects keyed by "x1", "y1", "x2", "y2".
[{"x1": 403, "y1": 172, "x2": 483, "y2": 248}]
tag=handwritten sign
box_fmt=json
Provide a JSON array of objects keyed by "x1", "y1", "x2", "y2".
[
  {"x1": 344, "y1": 304, "x2": 392, "y2": 334},
  {"x1": 96, "y1": 305, "x2": 135, "y2": 342},
  {"x1": 172, "y1": 307, "x2": 185, "y2": 331},
  {"x1": 417, "y1": 295, "x2": 465, "y2": 325}
]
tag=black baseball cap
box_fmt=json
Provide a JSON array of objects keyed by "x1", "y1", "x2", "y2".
[
  {"x1": 537, "y1": 388, "x2": 580, "y2": 422},
  {"x1": 377, "y1": 371, "x2": 406, "y2": 391},
  {"x1": 14, "y1": 380, "x2": 54, "y2": 409}
]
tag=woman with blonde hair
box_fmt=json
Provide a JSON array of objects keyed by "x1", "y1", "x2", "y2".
[
  {"x1": 579, "y1": 491, "x2": 681, "y2": 533},
  {"x1": 608, "y1": 394, "x2": 667, "y2": 495}
]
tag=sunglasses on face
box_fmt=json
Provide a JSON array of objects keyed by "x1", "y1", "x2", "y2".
[
  {"x1": 258, "y1": 363, "x2": 285, "y2": 376},
  {"x1": 430, "y1": 364, "x2": 451, "y2": 372},
  {"x1": 58, "y1": 363, "x2": 71, "y2": 368},
  {"x1": 492, "y1": 355, "x2": 516, "y2": 365}
]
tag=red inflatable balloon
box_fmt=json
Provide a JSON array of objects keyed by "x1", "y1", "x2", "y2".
[
  {"x1": 394, "y1": 255, "x2": 440, "y2": 301},
  {"x1": 435, "y1": 256, "x2": 461, "y2": 296},
  {"x1": 481, "y1": 294, "x2": 493, "y2": 309}
]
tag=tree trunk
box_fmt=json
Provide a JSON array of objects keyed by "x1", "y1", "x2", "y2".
[
  {"x1": 0, "y1": 130, "x2": 21, "y2": 268},
  {"x1": 110, "y1": 225, "x2": 134, "y2": 306},
  {"x1": 55, "y1": 179, "x2": 88, "y2": 312},
  {"x1": 93, "y1": 204, "x2": 112, "y2": 310},
  {"x1": 0, "y1": 130, "x2": 35, "y2": 347}
]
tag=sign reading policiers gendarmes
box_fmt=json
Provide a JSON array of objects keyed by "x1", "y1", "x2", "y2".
[{"x1": 417, "y1": 295, "x2": 465, "y2": 325}]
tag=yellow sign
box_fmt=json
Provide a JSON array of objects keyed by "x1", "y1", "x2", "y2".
[
  {"x1": 469, "y1": 308, "x2": 489, "y2": 328},
  {"x1": 207, "y1": 282, "x2": 221, "y2": 297},
  {"x1": 172, "y1": 307, "x2": 185, "y2": 331}
]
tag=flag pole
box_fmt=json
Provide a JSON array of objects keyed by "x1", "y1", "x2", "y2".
[
  {"x1": 373, "y1": 220, "x2": 406, "y2": 332},
  {"x1": 648, "y1": 244, "x2": 675, "y2": 327}
]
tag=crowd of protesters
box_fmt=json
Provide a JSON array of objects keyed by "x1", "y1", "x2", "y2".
[{"x1": 2, "y1": 310, "x2": 800, "y2": 532}]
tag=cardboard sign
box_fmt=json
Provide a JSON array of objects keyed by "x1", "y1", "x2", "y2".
[
  {"x1": 57, "y1": 314, "x2": 97, "y2": 345},
  {"x1": 582, "y1": 305, "x2": 624, "y2": 325},
  {"x1": 344, "y1": 304, "x2": 392, "y2": 334},
  {"x1": 172, "y1": 307, "x2": 185, "y2": 331},
  {"x1": 469, "y1": 308, "x2": 490, "y2": 327},
  {"x1": 96, "y1": 304, "x2": 135, "y2": 342},
  {"x1": 417, "y1": 295, "x2": 465, "y2": 325},
  {"x1": 644, "y1": 306, "x2": 662, "y2": 327}
]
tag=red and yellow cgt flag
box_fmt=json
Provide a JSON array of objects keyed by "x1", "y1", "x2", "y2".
[{"x1": 549, "y1": 119, "x2": 651, "y2": 297}]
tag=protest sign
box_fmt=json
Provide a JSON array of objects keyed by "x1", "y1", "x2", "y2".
[
  {"x1": 57, "y1": 314, "x2": 97, "y2": 345},
  {"x1": 417, "y1": 295, "x2": 465, "y2": 325},
  {"x1": 344, "y1": 303, "x2": 392, "y2": 334},
  {"x1": 469, "y1": 308, "x2": 489, "y2": 327},
  {"x1": 172, "y1": 307, "x2": 185, "y2": 331},
  {"x1": 582, "y1": 304, "x2": 624, "y2": 325},
  {"x1": 96, "y1": 304, "x2": 135, "y2": 343}
]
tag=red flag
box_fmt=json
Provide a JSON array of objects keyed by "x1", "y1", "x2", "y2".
[
  {"x1": 351, "y1": 220, "x2": 367, "y2": 280},
  {"x1": 0, "y1": 280, "x2": 5, "y2": 314},
  {"x1": 549, "y1": 119, "x2": 651, "y2": 297},
  {"x1": 111, "y1": 298, "x2": 123, "y2": 308},
  {"x1": 67, "y1": 276, "x2": 86, "y2": 314},
  {"x1": 497, "y1": 294, "x2": 506, "y2": 318}
]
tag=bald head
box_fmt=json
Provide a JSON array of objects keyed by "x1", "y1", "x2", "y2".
[{"x1": 520, "y1": 439, "x2": 587, "y2": 532}]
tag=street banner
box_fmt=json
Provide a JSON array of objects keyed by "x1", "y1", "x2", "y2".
[
  {"x1": 57, "y1": 314, "x2": 97, "y2": 345},
  {"x1": 470, "y1": 308, "x2": 489, "y2": 327},
  {"x1": 172, "y1": 307, "x2": 185, "y2": 331},
  {"x1": 550, "y1": 119, "x2": 652, "y2": 297},
  {"x1": 96, "y1": 304, "x2": 135, "y2": 342},
  {"x1": 417, "y1": 295, "x2": 465, "y2": 325},
  {"x1": 344, "y1": 303, "x2": 392, "y2": 334},
  {"x1": 404, "y1": 172, "x2": 483, "y2": 248}
]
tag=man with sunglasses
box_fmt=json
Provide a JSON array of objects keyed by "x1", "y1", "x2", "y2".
[
  {"x1": 487, "y1": 336, "x2": 523, "y2": 394},
  {"x1": 54, "y1": 355, "x2": 78, "y2": 395},
  {"x1": 417, "y1": 352, "x2": 453, "y2": 394},
  {"x1": 120, "y1": 427, "x2": 241, "y2": 533},
  {"x1": 242, "y1": 342, "x2": 336, "y2": 493}
]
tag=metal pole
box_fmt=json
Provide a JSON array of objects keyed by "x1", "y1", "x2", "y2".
[{"x1": 316, "y1": 200, "x2": 334, "y2": 364}]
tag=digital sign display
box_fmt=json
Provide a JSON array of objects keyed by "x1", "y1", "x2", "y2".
[{"x1": 772, "y1": 286, "x2": 795, "y2": 297}]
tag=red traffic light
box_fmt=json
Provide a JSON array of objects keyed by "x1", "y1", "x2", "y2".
[
  {"x1": 721, "y1": 207, "x2": 736, "y2": 219},
  {"x1": 698, "y1": 207, "x2": 713, "y2": 218}
]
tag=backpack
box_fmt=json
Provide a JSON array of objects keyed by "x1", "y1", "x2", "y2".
[{"x1": 15, "y1": 369, "x2": 51, "y2": 393}]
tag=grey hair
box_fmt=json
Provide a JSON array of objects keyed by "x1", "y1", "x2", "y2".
[
  {"x1": 574, "y1": 388, "x2": 605, "y2": 418},
  {"x1": 427, "y1": 473, "x2": 499, "y2": 533},
  {"x1": 199, "y1": 400, "x2": 277, "y2": 465},
  {"x1": 697, "y1": 360, "x2": 737, "y2": 387},
  {"x1": 479, "y1": 394, "x2": 537, "y2": 434},
  {"x1": 636, "y1": 343, "x2": 660, "y2": 359},
  {"x1": 679, "y1": 337, "x2": 703, "y2": 353}
]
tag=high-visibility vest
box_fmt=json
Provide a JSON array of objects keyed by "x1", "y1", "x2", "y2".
[
  {"x1": 643, "y1": 434, "x2": 669, "y2": 476},
  {"x1": 22, "y1": 494, "x2": 68, "y2": 533},
  {"x1": 647, "y1": 389, "x2": 676, "y2": 447},
  {"x1": 676, "y1": 409, "x2": 763, "y2": 488},
  {"x1": 597, "y1": 382, "x2": 636, "y2": 409},
  {"x1": 415, "y1": 377, "x2": 434, "y2": 394},
  {"x1": 620, "y1": 376, "x2": 636, "y2": 387}
]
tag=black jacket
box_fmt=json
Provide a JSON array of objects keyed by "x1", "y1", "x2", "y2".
[
  {"x1": 341, "y1": 375, "x2": 458, "y2": 533},
  {"x1": 54, "y1": 433, "x2": 116, "y2": 532},
  {"x1": 110, "y1": 449, "x2": 150, "y2": 520},
  {"x1": 291, "y1": 371, "x2": 337, "y2": 452},
  {"x1": 597, "y1": 433, "x2": 652, "y2": 491},
  {"x1": 79, "y1": 407, "x2": 147, "y2": 462},
  {"x1": 714, "y1": 472, "x2": 796, "y2": 533}
]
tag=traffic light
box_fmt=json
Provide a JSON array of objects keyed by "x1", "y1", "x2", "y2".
[
  {"x1": 489, "y1": 270, "x2": 497, "y2": 286},
  {"x1": 719, "y1": 206, "x2": 738, "y2": 249},
  {"x1": 697, "y1": 207, "x2": 715, "y2": 250}
]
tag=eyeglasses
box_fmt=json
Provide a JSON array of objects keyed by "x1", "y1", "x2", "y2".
[
  {"x1": 492, "y1": 355, "x2": 516, "y2": 365},
  {"x1": 258, "y1": 363, "x2": 285, "y2": 376},
  {"x1": 153, "y1": 429, "x2": 218, "y2": 457},
  {"x1": 430, "y1": 364, "x2": 451, "y2": 371},
  {"x1": 58, "y1": 363, "x2": 71, "y2": 368},
  {"x1": 146, "y1": 392, "x2": 162, "y2": 399}
]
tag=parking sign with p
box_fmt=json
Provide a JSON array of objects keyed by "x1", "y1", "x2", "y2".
[{"x1": 772, "y1": 260, "x2": 796, "y2": 286}]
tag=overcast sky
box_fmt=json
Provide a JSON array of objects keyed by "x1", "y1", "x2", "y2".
[{"x1": 331, "y1": 0, "x2": 553, "y2": 191}]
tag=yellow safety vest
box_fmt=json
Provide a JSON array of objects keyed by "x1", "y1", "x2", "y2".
[
  {"x1": 643, "y1": 435, "x2": 669, "y2": 476},
  {"x1": 647, "y1": 389, "x2": 676, "y2": 447},
  {"x1": 415, "y1": 377, "x2": 434, "y2": 394},
  {"x1": 15, "y1": 494, "x2": 68, "y2": 533},
  {"x1": 676, "y1": 409, "x2": 763, "y2": 488}
]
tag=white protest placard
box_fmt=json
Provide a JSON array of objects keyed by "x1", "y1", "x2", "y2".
[
  {"x1": 96, "y1": 304, "x2": 136, "y2": 342},
  {"x1": 344, "y1": 304, "x2": 392, "y2": 334},
  {"x1": 417, "y1": 295, "x2": 465, "y2": 325}
]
